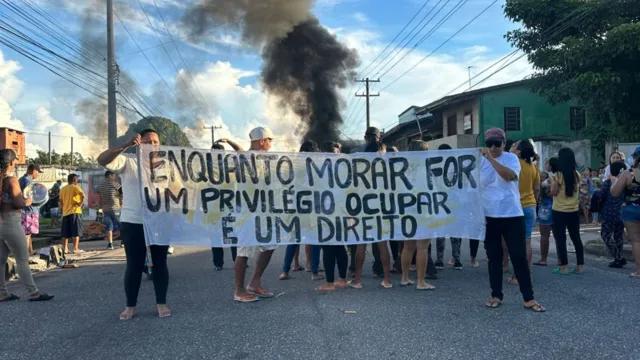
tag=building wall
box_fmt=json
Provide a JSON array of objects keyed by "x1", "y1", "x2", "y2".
[
  {"x1": 479, "y1": 85, "x2": 579, "y2": 142},
  {"x1": 441, "y1": 98, "x2": 480, "y2": 137},
  {"x1": 0, "y1": 128, "x2": 26, "y2": 164}
]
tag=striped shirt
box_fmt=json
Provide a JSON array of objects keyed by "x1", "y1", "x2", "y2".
[{"x1": 97, "y1": 179, "x2": 121, "y2": 212}]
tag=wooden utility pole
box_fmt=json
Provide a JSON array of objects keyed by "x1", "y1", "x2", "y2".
[
  {"x1": 206, "y1": 126, "x2": 223, "y2": 147},
  {"x1": 106, "y1": 0, "x2": 117, "y2": 148},
  {"x1": 355, "y1": 78, "x2": 380, "y2": 130}
]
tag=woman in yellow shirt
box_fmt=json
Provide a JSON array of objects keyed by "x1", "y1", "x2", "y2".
[
  {"x1": 508, "y1": 140, "x2": 540, "y2": 285},
  {"x1": 550, "y1": 147, "x2": 584, "y2": 275}
]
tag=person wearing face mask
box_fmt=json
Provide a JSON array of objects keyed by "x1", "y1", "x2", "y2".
[{"x1": 480, "y1": 128, "x2": 544, "y2": 312}]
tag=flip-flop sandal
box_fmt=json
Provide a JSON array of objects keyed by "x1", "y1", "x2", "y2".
[
  {"x1": 28, "y1": 293, "x2": 54, "y2": 302},
  {"x1": 0, "y1": 293, "x2": 20, "y2": 302},
  {"x1": 416, "y1": 284, "x2": 436, "y2": 291},
  {"x1": 279, "y1": 273, "x2": 290, "y2": 280},
  {"x1": 247, "y1": 288, "x2": 274, "y2": 298},
  {"x1": 552, "y1": 268, "x2": 571, "y2": 275},
  {"x1": 533, "y1": 261, "x2": 547, "y2": 267},
  {"x1": 629, "y1": 272, "x2": 640, "y2": 279},
  {"x1": 380, "y1": 281, "x2": 393, "y2": 289},
  {"x1": 569, "y1": 268, "x2": 585, "y2": 275},
  {"x1": 347, "y1": 281, "x2": 362, "y2": 289},
  {"x1": 234, "y1": 294, "x2": 259, "y2": 303},
  {"x1": 400, "y1": 280, "x2": 414, "y2": 286},
  {"x1": 119, "y1": 311, "x2": 136, "y2": 320},
  {"x1": 158, "y1": 308, "x2": 172, "y2": 318},
  {"x1": 524, "y1": 303, "x2": 546, "y2": 313},
  {"x1": 292, "y1": 266, "x2": 304, "y2": 272},
  {"x1": 486, "y1": 299, "x2": 502, "y2": 308},
  {"x1": 470, "y1": 261, "x2": 480, "y2": 268}
]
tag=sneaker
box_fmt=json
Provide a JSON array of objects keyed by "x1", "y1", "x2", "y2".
[
  {"x1": 435, "y1": 261, "x2": 444, "y2": 270},
  {"x1": 107, "y1": 243, "x2": 114, "y2": 250},
  {"x1": 454, "y1": 261, "x2": 463, "y2": 270},
  {"x1": 608, "y1": 260, "x2": 625, "y2": 269}
]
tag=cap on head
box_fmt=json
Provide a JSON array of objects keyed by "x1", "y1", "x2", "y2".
[
  {"x1": 365, "y1": 127, "x2": 381, "y2": 137},
  {"x1": 484, "y1": 127, "x2": 506, "y2": 142},
  {"x1": 27, "y1": 164, "x2": 43, "y2": 173},
  {"x1": 249, "y1": 127, "x2": 274, "y2": 141}
]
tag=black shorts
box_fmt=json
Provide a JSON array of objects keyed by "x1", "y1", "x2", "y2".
[{"x1": 61, "y1": 214, "x2": 83, "y2": 238}]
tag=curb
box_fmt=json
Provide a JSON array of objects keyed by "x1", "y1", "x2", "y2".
[{"x1": 584, "y1": 241, "x2": 633, "y2": 262}]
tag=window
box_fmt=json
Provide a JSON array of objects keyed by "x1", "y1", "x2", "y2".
[
  {"x1": 504, "y1": 107, "x2": 521, "y2": 131},
  {"x1": 447, "y1": 115, "x2": 457, "y2": 136},
  {"x1": 570, "y1": 107, "x2": 586, "y2": 131},
  {"x1": 463, "y1": 112, "x2": 473, "y2": 134}
]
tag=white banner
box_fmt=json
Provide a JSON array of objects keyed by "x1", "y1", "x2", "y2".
[{"x1": 137, "y1": 145, "x2": 486, "y2": 247}]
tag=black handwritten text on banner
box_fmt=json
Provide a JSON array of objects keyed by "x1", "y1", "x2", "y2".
[{"x1": 137, "y1": 145, "x2": 486, "y2": 247}]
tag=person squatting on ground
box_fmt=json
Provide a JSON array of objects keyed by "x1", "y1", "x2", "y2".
[
  {"x1": 611, "y1": 146, "x2": 640, "y2": 278},
  {"x1": 0, "y1": 149, "x2": 54, "y2": 302},
  {"x1": 597, "y1": 162, "x2": 627, "y2": 268},
  {"x1": 98, "y1": 129, "x2": 172, "y2": 320},
  {"x1": 60, "y1": 173, "x2": 85, "y2": 254},
  {"x1": 550, "y1": 147, "x2": 585, "y2": 275},
  {"x1": 480, "y1": 128, "x2": 544, "y2": 312}
]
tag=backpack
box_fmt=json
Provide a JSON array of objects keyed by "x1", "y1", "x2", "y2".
[{"x1": 590, "y1": 189, "x2": 604, "y2": 213}]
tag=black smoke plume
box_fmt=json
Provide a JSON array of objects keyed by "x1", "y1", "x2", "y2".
[{"x1": 182, "y1": 0, "x2": 359, "y2": 143}]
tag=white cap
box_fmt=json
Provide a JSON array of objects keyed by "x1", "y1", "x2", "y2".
[{"x1": 249, "y1": 127, "x2": 274, "y2": 141}]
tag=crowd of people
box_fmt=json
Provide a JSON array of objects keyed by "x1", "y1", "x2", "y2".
[{"x1": 1, "y1": 124, "x2": 639, "y2": 318}]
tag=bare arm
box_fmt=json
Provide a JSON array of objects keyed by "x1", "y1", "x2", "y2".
[
  {"x1": 611, "y1": 170, "x2": 630, "y2": 197},
  {"x1": 7, "y1": 177, "x2": 30, "y2": 208},
  {"x1": 218, "y1": 138, "x2": 244, "y2": 152},
  {"x1": 533, "y1": 168, "x2": 541, "y2": 203},
  {"x1": 97, "y1": 135, "x2": 140, "y2": 167},
  {"x1": 550, "y1": 176, "x2": 560, "y2": 197}
]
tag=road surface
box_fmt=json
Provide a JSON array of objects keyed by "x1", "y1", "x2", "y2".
[{"x1": 1, "y1": 228, "x2": 638, "y2": 360}]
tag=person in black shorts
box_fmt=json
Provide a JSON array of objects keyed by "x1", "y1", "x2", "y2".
[{"x1": 59, "y1": 174, "x2": 85, "y2": 254}]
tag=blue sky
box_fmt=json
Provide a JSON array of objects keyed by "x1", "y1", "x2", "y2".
[{"x1": 0, "y1": 0, "x2": 531, "y2": 156}]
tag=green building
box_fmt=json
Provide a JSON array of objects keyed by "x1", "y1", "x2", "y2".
[{"x1": 383, "y1": 80, "x2": 598, "y2": 168}]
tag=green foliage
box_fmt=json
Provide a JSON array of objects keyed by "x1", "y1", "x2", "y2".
[
  {"x1": 28, "y1": 150, "x2": 99, "y2": 168},
  {"x1": 117, "y1": 116, "x2": 192, "y2": 147},
  {"x1": 504, "y1": 0, "x2": 640, "y2": 154}
]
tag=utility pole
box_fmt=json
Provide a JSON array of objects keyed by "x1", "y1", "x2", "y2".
[
  {"x1": 355, "y1": 78, "x2": 380, "y2": 130},
  {"x1": 70, "y1": 137, "x2": 74, "y2": 167},
  {"x1": 206, "y1": 126, "x2": 222, "y2": 147},
  {"x1": 48, "y1": 132, "x2": 51, "y2": 165},
  {"x1": 468, "y1": 66, "x2": 474, "y2": 89},
  {"x1": 106, "y1": 0, "x2": 117, "y2": 148}
]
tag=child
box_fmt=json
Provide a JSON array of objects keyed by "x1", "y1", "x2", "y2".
[{"x1": 599, "y1": 162, "x2": 627, "y2": 268}]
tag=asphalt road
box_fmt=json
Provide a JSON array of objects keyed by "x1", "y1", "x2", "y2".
[{"x1": 1, "y1": 229, "x2": 638, "y2": 360}]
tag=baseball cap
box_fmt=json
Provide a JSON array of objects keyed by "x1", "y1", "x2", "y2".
[
  {"x1": 27, "y1": 164, "x2": 43, "y2": 173},
  {"x1": 484, "y1": 127, "x2": 506, "y2": 142},
  {"x1": 365, "y1": 127, "x2": 381, "y2": 137},
  {"x1": 632, "y1": 146, "x2": 640, "y2": 158},
  {"x1": 249, "y1": 127, "x2": 274, "y2": 141}
]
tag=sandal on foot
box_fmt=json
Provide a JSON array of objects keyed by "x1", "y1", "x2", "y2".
[
  {"x1": 533, "y1": 261, "x2": 547, "y2": 267},
  {"x1": 28, "y1": 293, "x2": 54, "y2": 302},
  {"x1": 400, "y1": 280, "x2": 414, "y2": 286},
  {"x1": 0, "y1": 293, "x2": 20, "y2": 302},
  {"x1": 416, "y1": 284, "x2": 436, "y2": 291},
  {"x1": 629, "y1": 272, "x2": 640, "y2": 279},
  {"x1": 347, "y1": 280, "x2": 362, "y2": 289},
  {"x1": 524, "y1": 302, "x2": 546, "y2": 313},
  {"x1": 293, "y1": 266, "x2": 304, "y2": 272},
  {"x1": 247, "y1": 287, "x2": 274, "y2": 298},
  {"x1": 507, "y1": 275, "x2": 519, "y2": 285},
  {"x1": 381, "y1": 281, "x2": 393, "y2": 289},
  {"x1": 119, "y1": 309, "x2": 136, "y2": 320},
  {"x1": 569, "y1": 268, "x2": 584, "y2": 275},
  {"x1": 279, "y1": 273, "x2": 290, "y2": 280},
  {"x1": 157, "y1": 305, "x2": 172, "y2": 318},
  {"x1": 552, "y1": 268, "x2": 571, "y2": 275},
  {"x1": 486, "y1": 299, "x2": 502, "y2": 308},
  {"x1": 234, "y1": 294, "x2": 259, "y2": 303}
]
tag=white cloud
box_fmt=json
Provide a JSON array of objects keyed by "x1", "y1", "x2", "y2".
[{"x1": 352, "y1": 12, "x2": 369, "y2": 23}]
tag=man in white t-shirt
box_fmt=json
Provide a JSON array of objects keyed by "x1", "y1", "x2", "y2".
[
  {"x1": 97, "y1": 129, "x2": 172, "y2": 320},
  {"x1": 234, "y1": 127, "x2": 277, "y2": 303},
  {"x1": 480, "y1": 127, "x2": 545, "y2": 313}
]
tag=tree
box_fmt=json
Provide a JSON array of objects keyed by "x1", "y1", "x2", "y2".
[
  {"x1": 117, "y1": 116, "x2": 192, "y2": 148},
  {"x1": 28, "y1": 150, "x2": 100, "y2": 168},
  {"x1": 504, "y1": 0, "x2": 640, "y2": 154}
]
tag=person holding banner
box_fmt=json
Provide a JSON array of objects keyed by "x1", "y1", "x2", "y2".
[
  {"x1": 400, "y1": 140, "x2": 435, "y2": 290},
  {"x1": 97, "y1": 129, "x2": 172, "y2": 320},
  {"x1": 234, "y1": 127, "x2": 278, "y2": 303},
  {"x1": 210, "y1": 143, "x2": 237, "y2": 270},
  {"x1": 349, "y1": 141, "x2": 393, "y2": 289},
  {"x1": 480, "y1": 128, "x2": 545, "y2": 312}
]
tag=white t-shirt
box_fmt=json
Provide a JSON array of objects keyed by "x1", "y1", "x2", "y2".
[
  {"x1": 104, "y1": 153, "x2": 143, "y2": 224},
  {"x1": 480, "y1": 152, "x2": 524, "y2": 218}
]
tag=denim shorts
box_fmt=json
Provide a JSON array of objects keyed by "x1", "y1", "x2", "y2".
[
  {"x1": 523, "y1": 206, "x2": 537, "y2": 238},
  {"x1": 537, "y1": 199, "x2": 553, "y2": 225},
  {"x1": 103, "y1": 211, "x2": 120, "y2": 232},
  {"x1": 620, "y1": 205, "x2": 640, "y2": 222}
]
